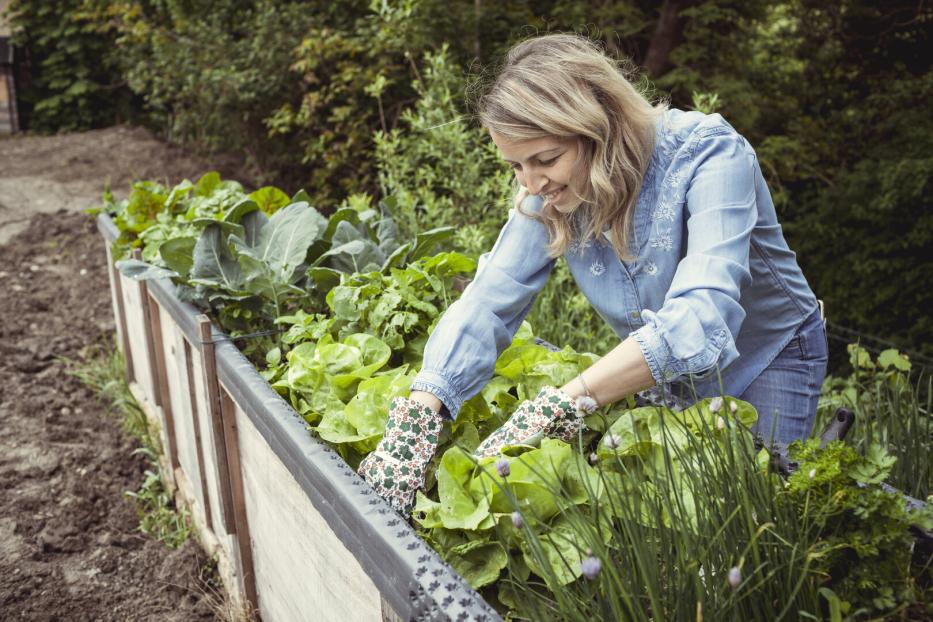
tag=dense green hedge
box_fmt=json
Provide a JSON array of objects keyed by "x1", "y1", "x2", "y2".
[{"x1": 6, "y1": 0, "x2": 931, "y2": 358}]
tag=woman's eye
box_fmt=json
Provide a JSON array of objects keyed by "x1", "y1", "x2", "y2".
[
  {"x1": 509, "y1": 162, "x2": 522, "y2": 170},
  {"x1": 539, "y1": 157, "x2": 558, "y2": 167}
]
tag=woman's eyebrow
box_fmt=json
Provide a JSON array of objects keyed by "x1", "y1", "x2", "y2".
[{"x1": 503, "y1": 147, "x2": 563, "y2": 164}]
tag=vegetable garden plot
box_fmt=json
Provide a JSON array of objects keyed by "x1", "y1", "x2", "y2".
[
  {"x1": 97, "y1": 213, "x2": 499, "y2": 621},
  {"x1": 98, "y1": 173, "x2": 933, "y2": 620}
]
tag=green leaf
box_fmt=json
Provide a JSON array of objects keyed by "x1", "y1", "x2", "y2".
[
  {"x1": 819, "y1": 588, "x2": 845, "y2": 622},
  {"x1": 381, "y1": 241, "x2": 412, "y2": 272},
  {"x1": 307, "y1": 267, "x2": 342, "y2": 291},
  {"x1": 194, "y1": 172, "x2": 221, "y2": 197},
  {"x1": 291, "y1": 189, "x2": 313, "y2": 204},
  {"x1": 343, "y1": 372, "x2": 412, "y2": 439},
  {"x1": 847, "y1": 344, "x2": 875, "y2": 370},
  {"x1": 322, "y1": 208, "x2": 360, "y2": 242},
  {"x1": 231, "y1": 202, "x2": 325, "y2": 290},
  {"x1": 325, "y1": 220, "x2": 386, "y2": 272},
  {"x1": 248, "y1": 186, "x2": 291, "y2": 214},
  {"x1": 158, "y1": 237, "x2": 196, "y2": 278},
  {"x1": 435, "y1": 447, "x2": 491, "y2": 530},
  {"x1": 189, "y1": 224, "x2": 245, "y2": 292},
  {"x1": 446, "y1": 541, "x2": 508, "y2": 589},
  {"x1": 223, "y1": 198, "x2": 260, "y2": 223},
  {"x1": 877, "y1": 348, "x2": 911, "y2": 372},
  {"x1": 410, "y1": 225, "x2": 456, "y2": 261}
]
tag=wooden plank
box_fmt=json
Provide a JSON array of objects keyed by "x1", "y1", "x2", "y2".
[
  {"x1": 220, "y1": 389, "x2": 258, "y2": 613},
  {"x1": 172, "y1": 466, "x2": 247, "y2": 616},
  {"x1": 132, "y1": 248, "x2": 162, "y2": 409},
  {"x1": 120, "y1": 269, "x2": 153, "y2": 405},
  {"x1": 147, "y1": 293, "x2": 180, "y2": 480},
  {"x1": 198, "y1": 315, "x2": 236, "y2": 534},
  {"x1": 103, "y1": 243, "x2": 125, "y2": 355},
  {"x1": 233, "y1": 400, "x2": 383, "y2": 622},
  {"x1": 185, "y1": 337, "x2": 214, "y2": 533},
  {"x1": 159, "y1": 315, "x2": 210, "y2": 532},
  {"x1": 108, "y1": 251, "x2": 135, "y2": 383}
]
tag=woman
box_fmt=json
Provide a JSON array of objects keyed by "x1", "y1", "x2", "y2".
[{"x1": 359, "y1": 34, "x2": 828, "y2": 516}]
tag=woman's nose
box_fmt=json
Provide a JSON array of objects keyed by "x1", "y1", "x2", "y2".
[{"x1": 524, "y1": 171, "x2": 548, "y2": 195}]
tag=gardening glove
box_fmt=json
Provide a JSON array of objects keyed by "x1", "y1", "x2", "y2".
[
  {"x1": 358, "y1": 396, "x2": 444, "y2": 517},
  {"x1": 475, "y1": 385, "x2": 594, "y2": 458}
]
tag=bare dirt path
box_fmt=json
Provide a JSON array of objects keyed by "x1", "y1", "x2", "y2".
[{"x1": 0, "y1": 126, "x2": 247, "y2": 620}]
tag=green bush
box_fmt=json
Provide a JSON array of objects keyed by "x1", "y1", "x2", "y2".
[
  {"x1": 5, "y1": 0, "x2": 134, "y2": 131},
  {"x1": 101, "y1": 0, "x2": 320, "y2": 184}
]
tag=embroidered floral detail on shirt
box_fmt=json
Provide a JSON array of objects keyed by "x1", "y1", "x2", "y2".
[
  {"x1": 664, "y1": 169, "x2": 687, "y2": 190},
  {"x1": 568, "y1": 235, "x2": 594, "y2": 255},
  {"x1": 653, "y1": 200, "x2": 677, "y2": 222},
  {"x1": 650, "y1": 226, "x2": 674, "y2": 252},
  {"x1": 644, "y1": 261, "x2": 659, "y2": 276},
  {"x1": 589, "y1": 260, "x2": 606, "y2": 277}
]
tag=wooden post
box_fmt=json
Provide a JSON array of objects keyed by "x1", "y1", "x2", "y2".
[
  {"x1": 146, "y1": 294, "x2": 180, "y2": 480},
  {"x1": 184, "y1": 338, "x2": 214, "y2": 533},
  {"x1": 110, "y1": 261, "x2": 135, "y2": 383},
  {"x1": 198, "y1": 315, "x2": 237, "y2": 533},
  {"x1": 132, "y1": 248, "x2": 162, "y2": 407},
  {"x1": 220, "y1": 390, "x2": 258, "y2": 612}
]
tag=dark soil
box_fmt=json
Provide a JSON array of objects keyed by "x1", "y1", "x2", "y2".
[{"x1": 0, "y1": 127, "x2": 247, "y2": 621}]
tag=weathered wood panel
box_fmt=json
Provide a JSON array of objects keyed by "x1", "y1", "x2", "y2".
[
  {"x1": 119, "y1": 271, "x2": 156, "y2": 407},
  {"x1": 103, "y1": 244, "x2": 125, "y2": 359},
  {"x1": 159, "y1": 307, "x2": 211, "y2": 529},
  {"x1": 190, "y1": 342, "x2": 230, "y2": 535},
  {"x1": 232, "y1": 398, "x2": 383, "y2": 622}
]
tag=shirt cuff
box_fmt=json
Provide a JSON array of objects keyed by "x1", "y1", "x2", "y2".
[
  {"x1": 632, "y1": 323, "x2": 676, "y2": 385},
  {"x1": 410, "y1": 369, "x2": 464, "y2": 420}
]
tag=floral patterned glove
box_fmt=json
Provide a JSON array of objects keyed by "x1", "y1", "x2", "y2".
[
  {"x1": 475, "y1": 385, "x2": 593, "y2": 458},
  {"x1": 358, "y1": 396, "x2": 444, "y2": 517}
]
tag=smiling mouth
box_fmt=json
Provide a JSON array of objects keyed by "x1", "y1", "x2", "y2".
[{"x1": 542, "y1": 186, "x2": 566, "y2": 201}]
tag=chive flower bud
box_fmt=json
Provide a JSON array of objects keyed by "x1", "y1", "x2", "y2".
[
  {"x1": 575, "y1": 395, "x2": 598, "y2": 416},
  {"x1": 511, "y1": 511, "x2": 523, "y2": 529},
  {"x1": 581, "y1": 553, "x2": 601, "y2": 580},
  {"x1": 728, "y1": 566, "x2": 741, "y2": 589},
  {"x1": 709, "y1": 397, "x2": 723, "y2": 413},
  {"x1": 729, "y1": 400, "x2": 738, "y2": 414},
  {"x1": 716, "y1": 416, "x2": 726, "y2": 430},
  {"x1": 496, "y1": 459, "x2": 510, "y2": 477},
  {"x1": 603, "y1": 433, "x2": 621, "y2": 449},
  {"x1": 808, "y1": 468, "x2": 816, "y2": 480}
]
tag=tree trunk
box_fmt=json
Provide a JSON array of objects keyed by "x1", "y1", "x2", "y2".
[{"x1": 643, "y1": 0, "x2": 697, "y2": 77}]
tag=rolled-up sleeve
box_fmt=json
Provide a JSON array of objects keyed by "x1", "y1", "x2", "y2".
[
  {"x1": 410, "y1": 196, "x2": 555, "y2": 418},
  {"x1": 632, "y1": 128, "x2": 757, "y2": 385}
]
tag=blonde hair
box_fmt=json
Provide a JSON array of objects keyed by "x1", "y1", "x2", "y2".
[{"x1": 476, "y1": 34, "x2": 667, "y2": 259}]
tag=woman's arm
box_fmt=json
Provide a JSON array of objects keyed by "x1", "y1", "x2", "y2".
[
  {"x1": 631, "y1": 126, "x2": 758, "y2": 385},
  {"x1": 559, "y1": 335, "x2": 655, "y2": 405},
  {"x1": 409, "y1": 195, "x2": 555, "y2": 417},
  {"x1": 409, "y1": 390, "x2": 444, "y2": 412}
]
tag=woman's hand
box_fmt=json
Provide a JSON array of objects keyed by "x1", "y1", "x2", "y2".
[
  {"x1": 475, "y1": 385, "x2": 587, "y2": 457},
  {"x1": 358, "y1": 396, "x2": 444, "y2": 517}
]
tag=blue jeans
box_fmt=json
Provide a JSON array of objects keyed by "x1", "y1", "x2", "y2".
[{"x1": 740, "y1": 309, "x2": 828, "y2": 445}]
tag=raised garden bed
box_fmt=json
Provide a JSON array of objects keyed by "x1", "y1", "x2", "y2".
[{"x1": 97, "y1": 213, "x2": 500, "y2": 622}]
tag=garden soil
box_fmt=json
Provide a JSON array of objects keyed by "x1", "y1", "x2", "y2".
[{"x1": 0, "y1": 126, "x2": 249, "y2": 621}]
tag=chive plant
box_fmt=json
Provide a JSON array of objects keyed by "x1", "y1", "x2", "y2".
[
  {"x1": 817, "y1": 345, "x2": 933, "y2": 499},
  {"x1": 491, "y1": 409, "x2": 828, "y2": 621}
]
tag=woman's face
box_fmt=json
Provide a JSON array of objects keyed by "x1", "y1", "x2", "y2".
[{"x1": 489, "y1": 130, "x2": 583, "y2": 207}]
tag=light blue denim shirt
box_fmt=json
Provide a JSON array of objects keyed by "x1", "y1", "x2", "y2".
[{"x1": 411, "y1": 108, "x2": 819, "y2": 418}]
